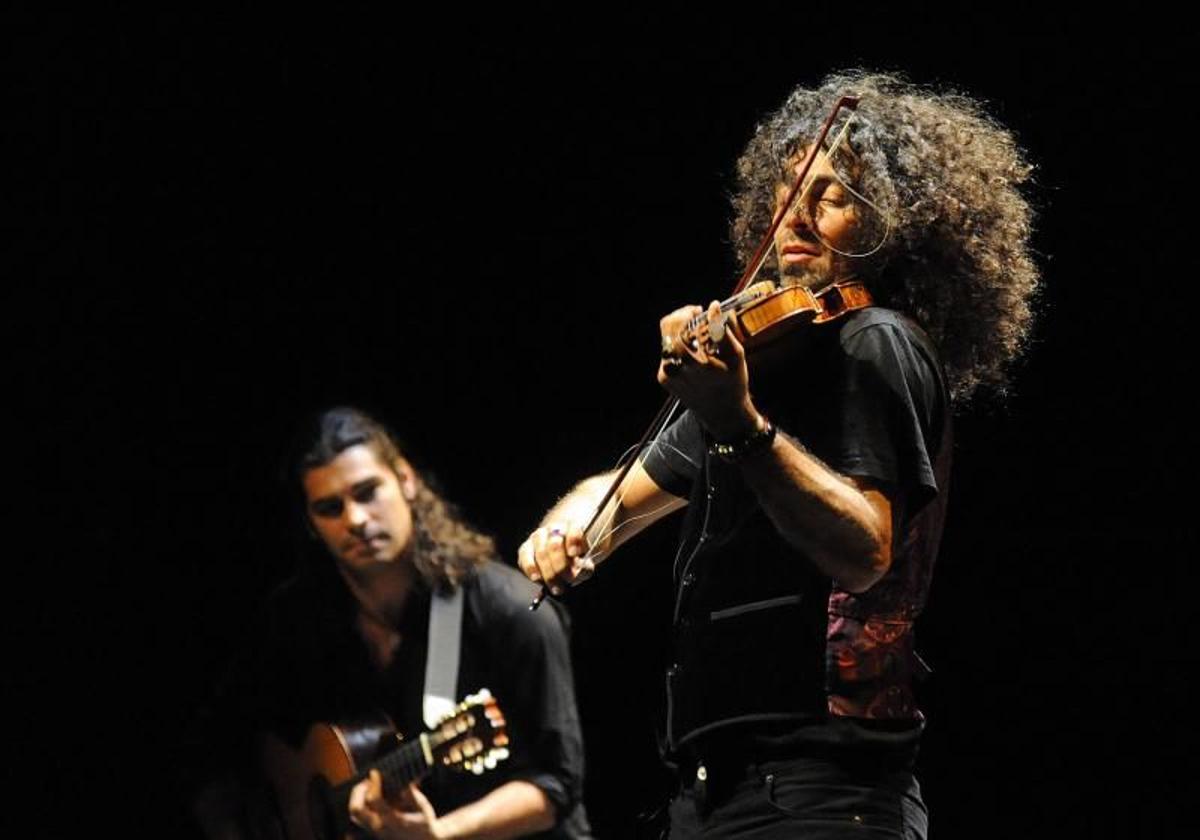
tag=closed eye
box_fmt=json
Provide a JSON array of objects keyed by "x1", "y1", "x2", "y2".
[
  {"x1": 310, "y1": 497, "x2": 343, "y2": 519},
  {"x1": 351, "y1": 479, "x2": 381, "y2": 504}
]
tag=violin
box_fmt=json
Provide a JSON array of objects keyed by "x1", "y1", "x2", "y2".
[
  {"x1": 530, "y1": 95, "x2": 870, "y2": 609},
  {"x1": 663, "y1": 279, "x2": 873, "y2": 370}
]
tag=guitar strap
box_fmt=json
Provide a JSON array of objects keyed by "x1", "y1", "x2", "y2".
[{"x1": 422, "y1": 586, "x2": 464, "y2": 727}]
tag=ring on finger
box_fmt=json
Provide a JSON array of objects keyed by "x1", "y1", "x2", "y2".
[{"x1": 550, "y1": 527, "x2": 573, "y2": 560}]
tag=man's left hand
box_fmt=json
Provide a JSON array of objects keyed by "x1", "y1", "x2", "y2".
[{"x1": 658, "y1": 300, "x2": 762, "y2": 440}]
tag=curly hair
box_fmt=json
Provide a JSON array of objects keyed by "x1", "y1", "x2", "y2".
[
  {"x1": 732, "y1": 70, "x2": 1039, "y2": 401},
  {"x1": 294, "y1": 407, "x2": 495, "y2": 591}
]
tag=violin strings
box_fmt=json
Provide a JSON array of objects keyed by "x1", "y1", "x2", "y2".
[
  {"x1": 584, "y1": 408, "x2": 686, "y2": 556},
  {"x1": 591, "y1": 500, "x2": 688, "y2": 554},
  {"x1": 587, "y1": 408, "x2": 684, "y2": 551},
  {"x1": 607, "y1": 402, "x2": 682, "y2": 474}
]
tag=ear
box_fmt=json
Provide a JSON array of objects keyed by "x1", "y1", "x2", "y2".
[{"x1": 392, "y1": 458, "x2": 418, "y2": 501}]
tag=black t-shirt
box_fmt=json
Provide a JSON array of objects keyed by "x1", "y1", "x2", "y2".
[{"x1": 641, "y1": 306, "x2": 951, "y2": 768}]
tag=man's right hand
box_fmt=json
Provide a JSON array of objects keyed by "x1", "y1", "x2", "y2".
[
  {"x1": 517, "y1": 466, "x2": 687, "y2": 596},
  {"x1": 518, "y1": 525, "x2": 594, "y2": 596}
]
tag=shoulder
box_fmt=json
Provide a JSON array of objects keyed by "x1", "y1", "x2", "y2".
[
  {"x1": 466, "y1": 559, "x2": 542, "y2": 611},
  {"x1": 839, "y1": 307, "x2": 934, "y2": 353},
  {"x1": 837, "y1": 308, "x2": 944, "y2": 382},
  {"x1": 464, "y1": 560, "x2": 569, "y2": 638}
]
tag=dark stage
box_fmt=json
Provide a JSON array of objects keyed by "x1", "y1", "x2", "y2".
[{"x1": 9, "y1": 9, "x2": 1195, "y2": 838}]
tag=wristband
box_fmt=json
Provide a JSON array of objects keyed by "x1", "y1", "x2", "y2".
[{"x1": 709, "y1": 416, "x2": 776, "y2": 463}]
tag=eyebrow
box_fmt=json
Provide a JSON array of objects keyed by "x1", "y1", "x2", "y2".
[{"x1": 310, "y1": 477, "x2": 381, "y2": 503}]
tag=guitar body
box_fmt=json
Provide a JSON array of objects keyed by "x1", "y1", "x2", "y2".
[
  {"x1": 258, "y1": 712, "x2": 398, "y2": 840},
  {"x1": 248, "y1": 691, "x2": 507, "y2": 840}
]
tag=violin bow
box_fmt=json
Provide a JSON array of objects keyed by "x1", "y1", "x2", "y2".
[{"x1": 531, "y1": 95, "x2": 860, "y2": 609}]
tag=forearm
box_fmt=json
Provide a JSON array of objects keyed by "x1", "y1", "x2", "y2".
[
  {"x1": 539, "y1": 472, "x2": 616, "y2": 552},
  {"x1": 540, "y1": 470, "x2": 624, "y2": 561},
  {"x1": 434, "y1": 780, "x2": 555, "y2": 840},
  {"x1": 737, "y1": 429, "x2": 890, "y2": 593},
  {"x1": 655, "y1": 301, "x2": 892, "y2": 592}
]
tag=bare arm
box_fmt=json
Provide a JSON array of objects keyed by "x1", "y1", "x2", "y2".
[
  {"x1": 659, "y1": 302, "x2": 895, "y2": 593},
  {"x1": 734, "y1": 426, "x2": 896, "y2": 593},
  {"x1": 432, "y1": 780, "x2": 554, "y2": 840},
  {"x1": 349, "y1": 774, "x2": 554, "y2": 840},
  {"x1": 517, "y1": 462, "x2": 686, "y2": 592}
]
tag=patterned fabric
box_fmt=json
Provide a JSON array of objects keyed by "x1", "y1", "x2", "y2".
[{"x1": 825, "y1": 610, "x2": 925, "y2": 719}]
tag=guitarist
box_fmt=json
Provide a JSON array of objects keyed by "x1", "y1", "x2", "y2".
[{"x1": 194, "y1": 407, "x2": 592, "y2": 839}]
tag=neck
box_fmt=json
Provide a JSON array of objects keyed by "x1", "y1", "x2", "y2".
[{"x1": 339, "y1": 553, "x2": 419, "y2": 628}]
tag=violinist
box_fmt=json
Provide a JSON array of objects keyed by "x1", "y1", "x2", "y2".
[{"x1": 517, "y1": 71, "x2": 1038, "y2": 838}]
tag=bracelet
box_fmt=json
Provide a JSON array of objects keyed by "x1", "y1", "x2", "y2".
[{"x1": 709, "y1": 415, "x2": 776, "y2": 463}]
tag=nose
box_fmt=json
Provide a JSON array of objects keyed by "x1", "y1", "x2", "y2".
[
  {"x1": 784, "y1": 199, "x2": 813, "y2": 232},
  {"x1": 344, "y1": 500, "x2": 369, "y2": 534}
]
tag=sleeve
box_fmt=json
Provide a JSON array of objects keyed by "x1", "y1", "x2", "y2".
[
  {"x1": 829, "y1": 321, "x2": 946, "y2": 514},
  {"x1": 638, "y1": 409, "x2": 704, "y2": 498},
  {"x1": 488, "y1": 586, "x2": 587, "y2": 823}
]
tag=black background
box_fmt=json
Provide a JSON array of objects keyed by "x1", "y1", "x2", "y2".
[{"x1": 8, "y1": 7, "x2": 1197, "y2": 838}]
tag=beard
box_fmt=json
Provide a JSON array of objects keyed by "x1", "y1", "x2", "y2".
[{"x1": 777, "y1": 255, "x2": 837, "y2": 290}]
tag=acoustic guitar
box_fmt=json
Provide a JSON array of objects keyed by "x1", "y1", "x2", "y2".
[{"x1": 256, "y1": 689, "x2": 508, "y2": 840}]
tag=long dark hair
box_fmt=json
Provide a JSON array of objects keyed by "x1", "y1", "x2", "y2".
[
  {"x1": 293, "y1": 407, "x2": 495, "y2": 591},
  {"x1": 733, "y1": 70, "x2": 1040, "y2": 401}
]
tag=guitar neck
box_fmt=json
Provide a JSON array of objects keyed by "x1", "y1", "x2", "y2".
[
  {"x1": 332, "y1": 733, "x2": 433, "y2": 798},
  {"x1": 373, "y1": 733, "x2": 435, "y2": 789}
]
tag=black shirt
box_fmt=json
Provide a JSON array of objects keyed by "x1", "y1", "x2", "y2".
[
  {"x1": 641, "y1": 306, "x2": 951, "y2": 768},
  {"x1": 225, "y1": 560, "x2": 592, "y2": 838}
]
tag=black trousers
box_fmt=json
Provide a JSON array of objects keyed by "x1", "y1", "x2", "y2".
[{"x1": 667, "y1": 754, "x2": 928, "y2": 839}]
